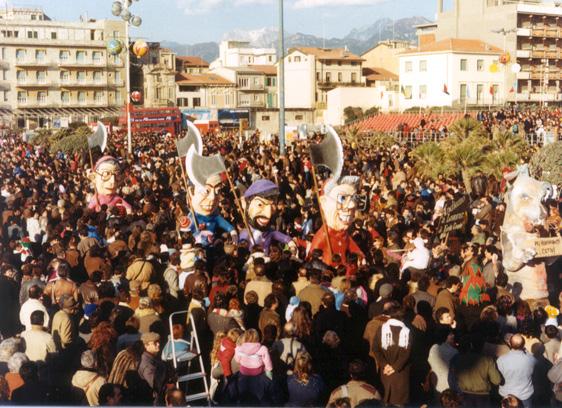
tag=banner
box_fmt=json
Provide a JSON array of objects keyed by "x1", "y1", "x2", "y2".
[
  {"x1": 436, "y1": 195, "x2": 470, "y2": 239},
  {"x1": 534, "y1": 237, "x2": 562, "y2": 258}
]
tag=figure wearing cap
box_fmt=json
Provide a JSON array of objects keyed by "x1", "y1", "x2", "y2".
[
  {"x1": 87, "y1": 156, "x2": 131, "y2": 214},
  {"x1": 239, "y1": 179, "x2": 294, "y2": 254},
  {"x1": 185, "y1": 147, "x2": 237, "y2": 246}
]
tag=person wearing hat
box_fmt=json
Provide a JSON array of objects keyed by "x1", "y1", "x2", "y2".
[
  {"x1": 87, "y1": 156, "x2": 131, "y2": 214},
  {"x1": 138, "y1": 331, "x2": 170, "y2": 404},
  {"x1": 239, "y1": 179, "x2": 294, "y2": 255},
  {"x1": 51, "y1": 294, "x2": 79, "y2": 351}
]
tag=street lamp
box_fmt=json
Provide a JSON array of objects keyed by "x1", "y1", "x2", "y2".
[
  {"x1": 492, "y1": 28, "x2": 517, "y2": 105},
  {"x1": 278, "y1": 0, "x2": 285, "y2": 156},
  {"x1": 110, "y1": 0, "x2": 142, "y2": 155}
]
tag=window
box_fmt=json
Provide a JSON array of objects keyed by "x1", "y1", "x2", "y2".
[
  {"x1": 35, "y1": 50, "x2": 46, "y2": 62},
  {"x1": 337, "y1": 72, "x2": 342, "y2": 82},
  {"x1": 262, "y1": 115, "x2": 270, "y2": 121},
  {"x1": 90, "y1": 30, "x2": 95, "y2": 41},
  {"x1": 351, "y1": 73, "x2": 357, "y2": 83},
  {"x1": 93, "y1": 71, "x2": 102, "y2": 83},
  {"x1": 477, "y1": 84, "x2": 483, "y2": 103},
  {"x1": 115, "y1": 71, "x2": 122, "y2": 82},
  {"x1": 477, "y1": 59, "x2": 484, "y2": 71},
  {"x1": 78, "y1": 91, "x2": 86, "y2": 104},
  {"x1": 460, "y1": 59, "x2": 468, "y2": 71},
  {"x1": 94, "y1": 91, "x2": 103, "y2": 103},
  {"x1": 419, "y1": 85, "x2": 427, "y2": 99},
  {"x1": 193, "y1": 97, "x2": 201, "y2": 107},
  {"x1": 31, "y1": 14, "x2": 36, "y2": 20},
  {"x1": 16, "y1": 49, "x2": 26, "y2": 61},
  {"x1": 37, "y1": 71, "x2": 46, "y2": 83},
  {"x1": 294, "y1": 56, "x2": 301, "y2": 62},
  {"x1": 59, "y1": 50, "x2": 70, "y2": 61},
  {"x1": 460, "y1": 84, "x2": 467, "y2": 102},
  {"x1": 316, "y1": 72, "x2": 320, "y2": 81},
  {"x1": 37, "y1": 91, "x2": 47, "y2": 104},
  {"x1": 16, "y1": 71, "x2": 26, "y2": 83},
  {"x1": 238, "y1": 78, "x2": 249, "y2": 88},
  {"x1": 325, "y1": 72, "x2": 331, "y2": 82},
  {"x1": 116, "y1": 90, "x2": 122, "y2": 103},
  {"x1": 405, "y1": 61, "x2": 413, "y2": 72},
  {"x1": 403, "y1": 85, "x2": 413, "y2": 99},
  {"x1": 419, "y1": 60, "x2": 427, "y2": 72},
  {"x1": 76, "y1": 51, "x2": 86, "y2": 63},
  {"x1": 93, "y1": 51, "x2": 102, "y2": 63},
  {"x1": 295, "y1": 114, "x2": 303, "y2": 120},
  {"x1": 51, "y1": 32, "x2": 57, "y2": 40},
  {"x1": 61, "y1": 91, "x2": 70, "y2": 103},
  {"x1": 492, "y1": 84, "x2": 499, "y2": 102},
  {"x1": 266, "y1": 77, "x2": 276, "y2": 87},
  {"x1": 113, "y1": 31, "x2": 119, "y2": 38},
  {"x1": 77, "y1": 71, "x2": 86, "y2": 83},
  {"x1": 60, "y1": 71, "x2": 70, "y2": 83},
  {"x1": 17, "y1": 91, "x2": 27, "y2": 103},
  {"x1": 27, "y1": 30, "x2": 38, "y2": 39}
]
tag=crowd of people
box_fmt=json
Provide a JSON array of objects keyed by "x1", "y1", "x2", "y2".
[{"x1": 0, "y1": 117, "x2": 560, "y2": 408}]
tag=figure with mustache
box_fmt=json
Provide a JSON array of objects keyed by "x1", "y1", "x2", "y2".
[
  {"x1": 186, "y1": 173, "x2": 237, "y2": 246},
  {"x1": 87, "y1": 156, "x2": 131, "y2": 214},
  {"x1": 308, "y1": 176, "x2": 365, "y2": 267},
  {"x1": 239, "y1": 179, "x2": 293, "y2": 254}
]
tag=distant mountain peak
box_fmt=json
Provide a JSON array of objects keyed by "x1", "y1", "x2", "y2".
[{"x1": 161, "y1": 15, "x2": 431, "y2": 63}]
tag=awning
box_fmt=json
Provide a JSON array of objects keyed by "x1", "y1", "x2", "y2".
[{"x1": 14, "y1": 106, "x2": 122, "y2": 117}]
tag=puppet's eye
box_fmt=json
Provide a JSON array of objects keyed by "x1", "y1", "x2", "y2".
[{"x1": 520, "y1": 194, "x2": 530, "y2": 201}]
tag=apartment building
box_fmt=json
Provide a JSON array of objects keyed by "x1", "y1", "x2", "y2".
[
  {"x1": 398, "y1": 39, "x2": 504, "y2": 111},
  {"x1": 0, "y1": 7, "x2": 126, "y2": 128},
  {"x1": 176, "y1": 56, "x2": 209, "y2": 74},
  {"x1": 283, "y1": 47, "x2": 365, "y2": 115},
  {"x1": 212, "y1": 65, "x2": 277, "y2": 109},
  {"x1": 176, "y1": 72, "x2": 236, "y2": 109},
  {"x1": 210, "y1": 40, "x2": 277, "y2": 69},
  {"x1": 431, "y1": 0, "x2": 562, "y2": 104},
  {"x1": 361, "y1": 40, "x2": 414, "y2": 75}
]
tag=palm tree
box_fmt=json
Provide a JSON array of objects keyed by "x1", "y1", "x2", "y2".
[
  {"x1": 448, "y1": 116, "x2": 488, "y2": 141},
  {"x1": 441, "y1": 134, "x2": 490, "y2": 193},
  {"x1": 482, "y1": 128, "x2": 527, "y2": 177},
  {"x1": 411, "y1": 142, "x2": 447, "y2": 180}
]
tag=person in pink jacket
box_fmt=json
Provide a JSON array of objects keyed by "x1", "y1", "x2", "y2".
[{"x1": 234, "y1": 329, "x2": 273, "y2": 379}]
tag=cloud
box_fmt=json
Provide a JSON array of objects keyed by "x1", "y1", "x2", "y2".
[
  {"x1": 176, "y1": 0, "x2": 272, "y2": 15},
  {"x1": 176, "y1": 0, "x2": 385, "y2": 14},
  {"x1": 292, "y1": 0, "x2": 386, "y2": 8}
]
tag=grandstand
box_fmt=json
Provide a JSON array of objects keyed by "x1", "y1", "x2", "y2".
[{"x1": 352, "y1": 112, "x2": 473, "y2": 133}]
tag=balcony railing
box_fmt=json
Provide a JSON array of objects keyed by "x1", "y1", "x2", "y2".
[
  {"x1": 317, "y1": 80, "x2": 361, "y2": 88},
  {"x1": 238, "y1": 84, "x2": 265, "y2": 91},
  {"x1": 16, "y1": 80, "x2": 51, "y2": 87},
  {"x1": 58, "y1": 60, "x2": 106, "y2": 68},
  {"x1": 530, "y1": 27, "x2": 560, "y2": 38},
  {"x1": 15, "y1": 59, "x2": 55, "y2": 66}
]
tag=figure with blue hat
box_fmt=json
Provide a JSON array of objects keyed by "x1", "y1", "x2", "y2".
[{"x1": 239, "y1": 179, "x2": 294, "y2": 255}]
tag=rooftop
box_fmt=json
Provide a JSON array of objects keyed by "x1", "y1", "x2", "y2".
[
  {"x1": 402, "y1": 38, "x2": 503, "y2": 55},
  {"x1": 289, "y1": 47, "x2": 364, "y2": 61},
  {"x1": 362, "y1": 67, "x2": 398, "y2": 81},
  {"x1": 248, "y1": 65, "x2": 277, "y2": 75},
  {"x1": 176, "y1": 56, "x2": 210, "y2": 67},
  {"x1": 175, "y1": 73, "x2": 234, "y2": 86}
]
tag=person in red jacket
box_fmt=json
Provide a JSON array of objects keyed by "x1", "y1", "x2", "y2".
[{"x1": 216, "y1": 328, "x2": 243, "y2": 378}]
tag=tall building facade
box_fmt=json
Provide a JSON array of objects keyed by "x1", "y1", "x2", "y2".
[
  {"x1": 432, "y1": 0, "x2": 562, "y2": 104},
  {"x1": 0, "y1": 7, "x2": 127, "y2": 128}
]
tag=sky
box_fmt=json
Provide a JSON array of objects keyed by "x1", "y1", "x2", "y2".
[{"x1": 9, "y1": 0, "x2": 436, "y2": 43}]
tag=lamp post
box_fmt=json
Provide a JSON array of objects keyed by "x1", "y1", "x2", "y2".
[
  {"x1": 111, "y1": 0, "x2": 142, "y2": 155},
  {"x1": 278, "y1": 0, "x2": 285, "y2": 156},
  {"x1": 492, "y1": 27, "x2": 517, "y2": 105}
]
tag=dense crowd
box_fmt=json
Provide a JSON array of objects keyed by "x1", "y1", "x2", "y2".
[{"x1": 0, "y1": 120, "x2": 560, "y2": 408}]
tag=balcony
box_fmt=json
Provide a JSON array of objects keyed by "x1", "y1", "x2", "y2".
[
  {"x1": 238, "y1": 84, "x2": 265, "y2": 91},
  {"x1": 529, "y1": 49, "x2": 561, "y2": 59},
  {"x1": 17, "y1": 100, "x2": 50, "y2": 108},
  {"x1": 60, "y1": 81, "x2": 108, "y2": 88},
  {"x1": 516, "y1": 92, "x2": 561, "y2": 102},
  {"x1": 516, "y1": 27, "x2": 532, "y2": 36},
  {"x1": 517, "y1": 71, "x2": 531, "y2": 80},
  {"x1": 15, "y1": 59, "x2": 55, "y2": 67},
  {"x1": 58, "y1": 60, "x2": 106, "y2": 68},
  {"x1": 16, "y1": 81, "x2": 53, "y2": 88},
  {"x1": 237, "y1": 100, "x2": 265, "y2": 108},
  {"x1": 516, "y1": 49, "x2": 531, "y2": 58},
  {"x1": 317, "y1": 81, "x2": 362, "y2": 89},
  {"x1": 530, "y1": 26, "x2": 560, "y2": 38}
]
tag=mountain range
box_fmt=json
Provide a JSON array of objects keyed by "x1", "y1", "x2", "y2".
[{"x1": 161, "y1": 16, "x2": 430, "y2": 64}]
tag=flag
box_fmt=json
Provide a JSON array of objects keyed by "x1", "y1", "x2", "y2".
[
  {"x1": 380, "y1": 90, "x2": 384, "y2": 99},
  {"x1": 87, "y1": 121, "x2": 108, "y2": 153},
  {"x1": 400, "y1": 86, "x2": 405, "y2": 95},
  {"x1": 489, "y1": 85, "x2": 495, "y2": 96},
  {"x1": 466, "y1": 87, "x2": 471, "y2": 99},
  {"x1": 509, "y1": 87, "x2": 515, "y2": 93},
  {"x1": 443, "y1": 84, "x2": 449, "y2": 95}
]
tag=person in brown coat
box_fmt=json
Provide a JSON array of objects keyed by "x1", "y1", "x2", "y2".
[
  {"x1": 372, "y1": 304, "x2": 412, "y2": 407},
  {"x1": 258, "y1": 294, "x2": 281, "y2": 339},
  {"x1": 433, "y1": 276, "x2": 461, "y2": 321},
  {"x1": 297, "y1": 269, "x2": 329, "y2": 316}
]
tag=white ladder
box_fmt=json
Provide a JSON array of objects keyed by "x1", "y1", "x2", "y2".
[{"x1": 168, "y1": 310, "x2": 211, "y2": 406}]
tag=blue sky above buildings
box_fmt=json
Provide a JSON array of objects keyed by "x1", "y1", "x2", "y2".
[{"x1": 14, "y1": 0, "x2": 436, "y2": 43}]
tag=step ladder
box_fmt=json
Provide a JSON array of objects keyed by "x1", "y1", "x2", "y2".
[{"x1": 168, "y1": 310, "x2": 211, "y2": 406}]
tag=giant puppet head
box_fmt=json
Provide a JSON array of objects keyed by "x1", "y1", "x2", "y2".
[
  {"x1": 89, "y1": 156, "x2": 120, "y2": 197},
  {"x1": 242, "y1": 179, "x2": 279, "y2": 231},
  {"x1": 186, "y1": 145, "x2": 226, "y2": 217},
  {"x1": 310, "y1": 125, "x2": 364, "y2": 232}
]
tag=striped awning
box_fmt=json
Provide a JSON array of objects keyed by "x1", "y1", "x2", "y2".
[{"x1": 13, "y1": 107, "x2": 121, "y2": 117}]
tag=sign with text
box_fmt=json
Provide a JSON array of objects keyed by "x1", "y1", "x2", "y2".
[
  {"x1": 534, "y1": 237, "x2": 562, "y2": 258},
  {"x1": 436, "y1": 194, "x2": 470, "y2": 240}
]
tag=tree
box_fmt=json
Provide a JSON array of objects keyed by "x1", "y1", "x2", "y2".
[
  {"x1": 529, "y1": 141, "x2": 562, "y2": 189},
  {"x1": 482, "y1": 129, "x2": 527, "y2": 177},
  {"x1": 343, "y1": 106, "x2": 364, "y2": 124},
  {"x1": 447, "y1": 116, "x2": 488, "y2": 141},
  {"x1": 411, "y1": 142, "x2": 446, "y2": 180}
]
